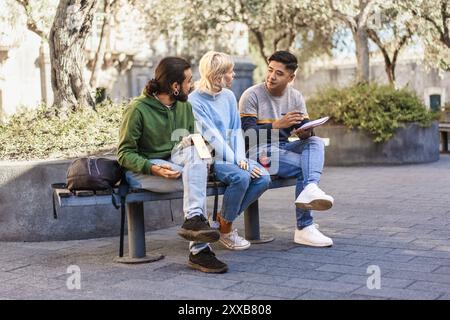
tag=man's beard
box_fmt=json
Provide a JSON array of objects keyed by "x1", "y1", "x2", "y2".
[{"x1": 173, "y1": 90, "x2": 189, "y2": 102}]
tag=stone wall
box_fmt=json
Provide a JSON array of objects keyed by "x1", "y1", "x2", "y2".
[{"x1": 0, "y1": 159, "x2": 184, "y2": 241}]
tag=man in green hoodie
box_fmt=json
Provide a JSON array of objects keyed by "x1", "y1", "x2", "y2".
[{"x1": 117, "y1": 57, "x2": 227, "y2": 273}]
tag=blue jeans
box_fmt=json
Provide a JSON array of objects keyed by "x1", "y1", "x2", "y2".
[
  {"x1": 250, "y1": 136, "x2": 325, "y2": 229},
  {"x1": 125, "y1": 146, "x2": 210, "y2": 254},
  {"x1": 213, "y1": 159, "x2": 271, "y2": 223}
]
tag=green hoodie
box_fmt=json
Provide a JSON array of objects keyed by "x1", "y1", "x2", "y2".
[{"x1": 117, "y1": 92, "x2": 195, "y2": 174}]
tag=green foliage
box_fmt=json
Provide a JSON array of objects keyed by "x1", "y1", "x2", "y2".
[
  {"x1": 307, "y1": 83, "x2": 439, "y2": 142},
  {"x1": 0, "y1": 101, "x2": 127, "y2": 160}
]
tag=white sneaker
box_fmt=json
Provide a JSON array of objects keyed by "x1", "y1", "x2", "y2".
[
  {"x1": 294, "y1": 224, "x2": 333, "y2": 247},
  {"x1": 219, "y1": 229, "x2": 251, "y2": 250},
  {"x1": 295, "y1": 183, "x2": 334, "y2": 211}
]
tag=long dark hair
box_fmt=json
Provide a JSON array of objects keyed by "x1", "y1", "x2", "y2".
[{"x1": 145, "y1": 57, "x2": 191, "y2": 96}]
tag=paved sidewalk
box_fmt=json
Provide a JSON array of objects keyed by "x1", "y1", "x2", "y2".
[{"x1": 1, "y1": 155, "x2": 450, "y2": 300}]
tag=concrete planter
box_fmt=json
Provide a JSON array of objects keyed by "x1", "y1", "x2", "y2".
[
  {"x1": 0, "y1": 159, "x2": 183, "y2": 241},
  {"x1": 314, "y1": 121, "x2": 440, "y2": 166}
]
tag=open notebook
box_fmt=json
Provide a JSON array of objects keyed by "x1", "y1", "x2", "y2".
[{"x1": 299, "y1": 116, "x2": 330, "y2": 130}]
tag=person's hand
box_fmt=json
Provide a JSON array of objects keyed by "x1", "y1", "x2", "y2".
[
  {"x1": 292, "y1": 127, "x2": 313, "y2": 139},
  {"x1": 238, "y1": 160, "x2": 249, "y2": 171},
  {"x1": 150, "y1": 164, "x2": 181, "y2": 179},
  {"x1": 179, "y1": 135, "x2": 192, "y2": 149},
  {"x1": 250, "y1": 166, "x2": 262, "y2": 179},
  {"x1": 272, "y1": 111, "x2": 305, "y2": 129}
]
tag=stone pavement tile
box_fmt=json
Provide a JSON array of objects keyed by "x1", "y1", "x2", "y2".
[
  {"x1": 333, "y1": 274, "x2": 415, "y2": 289},
  {"x1": 211, "y1": 271, "x2": 291, "y2": 286},
  {"x1": 352, "y1": 287, "x2": 441, "y2": 300},
  {"x1": 316, "y1": 264, "x2": 385, "y2": 276},
  {"x1": 378, "y1": 226, "x2": 418, "y2": 233},
  {"x1": 162, "y1": 274, "x2": 241, "y2": 290},
  {"x1": 383, "y1": 270, "x2": 450, "y2": 284},
  {"x1": 364, "y1": 261, "x2": 440, "y2": 273},
  {"x1": 435, "y1": 246, "x2": 450, "y2": 252},
  {"x1": 244, "y1": 249, "x2": 368, "y2": 267},
  {"x1": 231, "y1": 263, "x2": 271, "y2": 274},
  {"x1": 247, "y1": 295, "x2": 285, "y2": 300},
  {"x1": 0, "y1": 249, "x2": 44, "y2": 263},
  {"x1": 253, "y1": 257, "x2": 324, "y2": 270},
  {"x1": 372, "y1": 241, "x2": 437, "y2": 251},
  {"x1": 433, "y1": 266, "x2": 450, "y2": 274},
  {"x1": 262, "y1": 267, "x2": 341, "y2": 281},
  {"x1": 210, "y1": 250, "x2": 266, "y2": 264},
  {"x1": 406, "y1": 281, "x2": 450, "y2": 294},
  {"x1": 297, "y1": 290, "x2": 385, "y2": 300},
  {"x1": 286, "y1": 246, "x2": 354, "y2": 257},
  {"x1": 403, "y1": 231, "x2": 449, "y2": 241},
  {"x1": 78, "y1": 265, "x2": 181, "y2": 291},
  {"x1": 340, "y1": 252, "x2": 415, "y2": 263},
  {"x1": 408, "y1": 256, "x2": 450, "y2": 267},
  {"x1": 226, "y1": 282, "x2": 309, "y2": 299},
  {"x1": 7, "y1": 264, "x2": 68, "y2": 278},
  {"x1": 0, "y1": 283, "x2": 22, "y2": 298},
  {"x1": 332, "y1": 236, "x2": 379, "y2": 246},
  {"x1": 0, "y1": 259, "x2": 33, "y2": 273},
  {"x1": 275, "y1": 253, "x2": 369, "y2": 267},
  {"x1": 108, "y1": 279, "x2": 252, "y2": 300},
  {"x1": 411, "y1": 239, "x2": 450, "y2": 248},
  {"x1": 328, "y1": 244, "x2": 394, "y2": 255},
  {"x1": 0, "y1": 285, "x2": 88, "y2": 300},
  {"x1": 408, "y1": 224, "x2": 450, "y2": 233},
  {"x1": 6, "y1": 274, "x2": 67, "y2": 290},
  {"x1": 0, "y1": 271, "x2": 22, "y2": 282},
  {"x1": 389, "y1": 248, "x2": 450, "y2": 260},
  {"x1": 19, "y1": 241, "x2": 80, "y2": 251},
  {"x1": 280, "y1": 277, "x2": 362, "y2": 293},
  {"x1": 152, "y1": 262, "x2": 202, "y2": 275},
  {"x1": 437, "y1": 294, "x2": 450, "y2": 300}
]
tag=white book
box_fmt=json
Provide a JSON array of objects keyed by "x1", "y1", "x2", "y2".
[
  {"x1": 299, "y1": 116, "x2": 330, "y2": 130},
  {"x1": 190, "y1": 133, "x2": 212, "y2": 160}
]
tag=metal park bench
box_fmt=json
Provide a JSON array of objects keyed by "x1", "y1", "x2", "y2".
[{"x1": 52, "y1": 176, "x2": 297, "y2": 264}]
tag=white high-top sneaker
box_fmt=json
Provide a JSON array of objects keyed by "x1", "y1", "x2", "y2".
[
  {"x1": 219, "y1": 229, "x2": 251, "y2": 250},
  {"x1": 295, "y1": 183, "x2": 334, "y2": 211},
  {"x1": 294, "y1": 224, "x2": 333, "y2": 247}
]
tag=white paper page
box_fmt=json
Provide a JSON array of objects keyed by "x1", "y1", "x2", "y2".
[{"x1": 299, "y1": 116, "x2": 330, "y2": 130}]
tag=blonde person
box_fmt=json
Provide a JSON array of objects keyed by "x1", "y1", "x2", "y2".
[{"x1": 189, "y1": 51, "x2": 271, "y2": 250}]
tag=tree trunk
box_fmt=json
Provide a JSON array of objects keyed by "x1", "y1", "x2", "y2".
[
  {"x1": 89, "y1": 0, "x2": 114, "y2": 88},
  {"x1": 49, "y1": 0, "x2": 99, "y2": 115},
  {"x1": 250, "y1": 29, "x2": 269, "y2": 64},
  {"x1": 354, "y1": 27, "x2": 370, "y2": 83}
]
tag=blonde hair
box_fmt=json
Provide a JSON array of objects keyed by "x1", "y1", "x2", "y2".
[{"x1": 196, "y1": 51, "x2": 234, "y2": 93}]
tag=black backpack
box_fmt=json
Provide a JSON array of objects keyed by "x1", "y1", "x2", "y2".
[
  {"x1": 66, "y1": 157, "x2": 122, "y2": 192},
  {"x1": 52, "y1": 157, "x2": 129, "y2": 257}
]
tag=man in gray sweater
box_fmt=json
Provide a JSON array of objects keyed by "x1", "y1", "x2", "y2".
[{"x1": 239, "y1": 51, "x2": 334, "y2": 247}]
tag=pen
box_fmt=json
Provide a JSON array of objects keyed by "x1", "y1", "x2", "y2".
[{"x1": 281, "y1": 112, "x2": 304, "y2": 116}]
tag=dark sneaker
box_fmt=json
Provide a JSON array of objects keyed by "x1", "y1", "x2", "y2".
[
  {"x1": 178, "y1": 215, "x2": 220, "y2": 243},
  {"x1": 188, "y1": 247, "x2": 228, "y2": 273}
]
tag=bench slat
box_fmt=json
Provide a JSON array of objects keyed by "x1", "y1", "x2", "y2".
[{"x1": 54, "y1": 177, "x2": 297, "y2": 208}]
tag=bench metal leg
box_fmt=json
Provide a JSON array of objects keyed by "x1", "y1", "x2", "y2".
[
  {"x1": 114, "y1": 202, "x2": 164, "y2": 264},
  {"x1": 244, "y1": 200, "x2": 274, "y2": 244}
]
